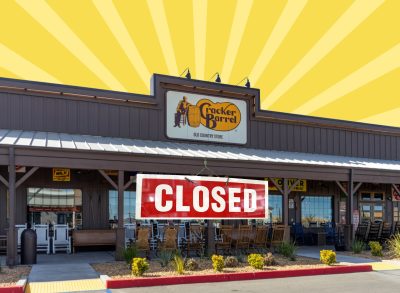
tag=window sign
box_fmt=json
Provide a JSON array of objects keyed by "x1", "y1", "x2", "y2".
[
  {"x1": 136, "y1": 174, "x2": 268, "y2": 219},
  {"x1": 268, "y1": 178, "x2": 307, "y2": 192},
  {"x1": 166, "y1": 91, "x2": 247, "y2": 144},
  {"x1": 52, "y1": 168, "x2": 70, "y2": 182}
]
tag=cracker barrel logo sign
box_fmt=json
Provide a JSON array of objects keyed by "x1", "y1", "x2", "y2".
[{"x1": 167, "y1": 91, "x2": 247, "y2": 144}]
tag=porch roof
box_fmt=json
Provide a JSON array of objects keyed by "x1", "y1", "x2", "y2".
[{"x1": 1, "y1": 128, "x2": 400, "y2": 172}]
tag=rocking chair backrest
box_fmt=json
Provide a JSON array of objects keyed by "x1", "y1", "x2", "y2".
[
  {"x1": 254, "y1": 226, "x2": 268, "y2": 244},
  {"x1": 220, "y1": 226, "x2": 233, "y2": 244},
  {"x1": 163, "y1": 227, "x2": 177, "y2": 248},
  {"x1": 189, "y1": 225, "x2": 204, "y2": 243},
  {"x1": 136, "y1": 227, "x2": 150, "y2": 250}
]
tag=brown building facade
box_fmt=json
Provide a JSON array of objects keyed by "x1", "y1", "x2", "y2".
[{"x1": 1, "y1": 74, "x2": 400, "y2": 265}]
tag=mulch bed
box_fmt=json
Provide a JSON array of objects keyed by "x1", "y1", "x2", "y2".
[
  {"x1": 0, "y1": 265, "x2": 31, "y2": 287},
  {"x1": 92, "y1": 255, "x2": 327, "y2": 279}
]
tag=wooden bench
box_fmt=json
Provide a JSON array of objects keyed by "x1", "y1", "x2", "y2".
[
  {"x1": 72, "y1": 229, "x2": 116, "y2": 252},
  {"x1": 0, "y1": 234, "x2": 7, "y2": 254}
]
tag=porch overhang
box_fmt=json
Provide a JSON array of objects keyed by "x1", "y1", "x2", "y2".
[{"x1": 1, "y1": 129, "x2": 400, "y2": 184}]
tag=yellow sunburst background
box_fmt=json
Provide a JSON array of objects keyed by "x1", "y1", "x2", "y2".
[{"x1": 1, "y1": 0, "x2": 399, "y2": 126}]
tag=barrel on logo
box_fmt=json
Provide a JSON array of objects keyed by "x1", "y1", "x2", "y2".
[{"x1": 187, "y1": 105, "x2": 201, "y2": 128}]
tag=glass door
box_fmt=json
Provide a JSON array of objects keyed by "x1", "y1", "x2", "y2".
[{"x1": 359, "y1": 192, "x2": 385, "y2": 222}]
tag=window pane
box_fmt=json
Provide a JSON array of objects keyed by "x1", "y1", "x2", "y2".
[
  {"x1": 109, "y1": 190, "x2": 136, "y2": 224},
  {"x1": 361, "y1": 193, "x2": 371, "y2": 201},
  {"x1": 301, "y1": 196, "x2": 333, "y2": 227},
  {"x1": 268, "y1": 194, "x2": 282, "y2": 223}
]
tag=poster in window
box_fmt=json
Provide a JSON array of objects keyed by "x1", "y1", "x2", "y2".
[{"x1": 392, "y1": 185, "x2": 400, "y2": 201}]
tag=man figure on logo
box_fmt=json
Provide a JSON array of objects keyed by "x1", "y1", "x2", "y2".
[{"x1": 174, "y1": 96, "x2": 191, "y2": 127}]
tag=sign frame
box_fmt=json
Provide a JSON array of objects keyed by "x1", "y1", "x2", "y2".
[
  {"x1": 165, "y1": 90, "x2": 248, "y2": 145},
  {"x1": 136, "y1": 174, "x2": 268, "y2": 220}
]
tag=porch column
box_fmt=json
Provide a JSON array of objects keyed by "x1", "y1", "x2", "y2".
[
  {"x1": 345, "y1": 169, "x2": 354, "y2": 250},
  {"x1": 115, "y1": 170, "x2": 125, "y2": 261},
  {"x1": 283, "y1": 178, "x2": 290, "y2": 242},
  {"x1": 6, "y1": 147, "x2": 17, "y2": 266}
]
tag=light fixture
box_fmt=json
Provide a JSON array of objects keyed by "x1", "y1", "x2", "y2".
[
  {"x1": 236, "y1": 77, "x2": 251, "y2": 88},
  {"x1": 180, "y1": 67, "x2": 191, "y2": 79},
  {"x1": 245, "y1": 78, "x2": 251, "y2": 88},
  {"x1": 209, "y1": 72, "x2": 221, "y2": 83}
]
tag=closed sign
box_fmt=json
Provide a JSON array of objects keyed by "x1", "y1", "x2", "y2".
[
  {"x1": 166, "y1": 91, "x2": 247, "y2": 144},
  {"x1": 136, "y1": 174, "x2": 268, "y2": 219}
]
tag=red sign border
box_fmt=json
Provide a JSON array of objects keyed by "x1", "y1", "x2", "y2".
[{"x1": 136, "y1": 174, "x2": 269, "y2": 220}]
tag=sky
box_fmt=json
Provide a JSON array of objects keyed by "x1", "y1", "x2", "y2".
[{"x1": 1, "y1": 0, "x2": 399, "y2": 126}]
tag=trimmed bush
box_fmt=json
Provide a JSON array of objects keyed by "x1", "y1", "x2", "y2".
[
  {"x1": 247, "y1": 254, "x2": 264, "y2": 270},
  {"x1": 277, "y1": 241, "x2": 297, "y2": 261},
  {"x1": 264, "y1": 252, "x2": 277, "y2": 266},
  {"x1": 224, "y1": 256, "x2": 239, "y2": 268},
  {"x1": 352, "y1": 240, "x2": 365, "y2": 254},
  {"x1": 369, "y1": 241, "x2": 383, "y2": 257},
  {"x1": 320, "y1": 250, "x2": 336, "y2": 265},
  {"x1": 131, "y1": 258, "x2": 149, "y2": 276},
  {"x1": 185, "y1": 258, "x2": 199, "y2": 271},
  {"x1": 211, "y1": 255, "x2": 224, "y2": 272},
  {"x1": 387, "y1": 233, "x2": 400, "y2": 258}
]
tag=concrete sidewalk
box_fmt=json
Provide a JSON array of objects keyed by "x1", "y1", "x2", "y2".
[
  {"x1": 297, "y1": 246, "x2": 400, "y2": 271},
  {"x1": 297, "y1": 246, "x2": 375, "y2": 264},
  {"x1": 26, "y1": 251, "x2": 114, "y2": 293}
]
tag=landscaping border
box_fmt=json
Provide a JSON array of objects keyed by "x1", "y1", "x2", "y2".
[
  {"x1": 0, "y1": 279, "x2": 27, "y2": 293},
  {"x1": 103, "y1": 265, "x2": 373, "y2": 289}
]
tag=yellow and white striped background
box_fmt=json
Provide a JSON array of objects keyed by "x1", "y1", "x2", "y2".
[{"x1": 1, "y1": 1, "x2": 399, "y2": 126}]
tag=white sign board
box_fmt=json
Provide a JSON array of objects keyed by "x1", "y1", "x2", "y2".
[{"x1": 166, "y1": 91, "x2": 247, "y2": 144}]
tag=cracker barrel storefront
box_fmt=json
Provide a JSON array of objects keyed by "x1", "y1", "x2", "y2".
[{"x1": 1, "y1": 74, "x2": 400, "y2": 266}]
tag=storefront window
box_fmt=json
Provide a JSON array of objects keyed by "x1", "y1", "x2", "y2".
[
  {"x1": 301, "y1": 196, "x2": 333, "y2": 227},
  {"x1": 109, "y1": 190, "x2": 136, "y2": 225},
  {"x1": 268, "y1": 194, "x2": 283, "y2": 223},
  {"x1": 27, "y1": 188, "x2": 82, "y2": 228}
]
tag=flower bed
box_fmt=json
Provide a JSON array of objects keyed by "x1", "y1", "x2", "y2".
[
  {"x1": 0, "y1": 265, "x2": 31, "y2": 288},
  {"x1": 92, "y1": 255, "x2": 326, "y2": 279}
]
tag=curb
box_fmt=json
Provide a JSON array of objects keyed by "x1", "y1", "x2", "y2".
[
  {"x1": 0, "y1": 279, "x2": 27, "y2": 293},
  {"x1": 104, "y1": 264, "x2": 373, "y2": 289}
]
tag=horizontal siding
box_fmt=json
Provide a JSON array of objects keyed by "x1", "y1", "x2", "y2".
[{"x1": 1, "y1": 92, "x2": 400, "y2": 160}]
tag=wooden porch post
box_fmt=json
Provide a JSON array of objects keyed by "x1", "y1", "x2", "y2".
[
  {"x1": 115, "y1": 170, "x2": 125, "y2": 261},
  {"x1": 283, "y1": 178, "x2": 290, "y2": 241},
  {"x1": 6, "y1": 147, "x2": 17, "y2": 266},
  {"x1": 345, "y1": 169, "x2": 354, "y2": 250}
]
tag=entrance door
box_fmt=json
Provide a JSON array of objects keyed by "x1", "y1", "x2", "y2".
[{"x1": 359, "y1": 192, "x2": 385, "y2": 222}]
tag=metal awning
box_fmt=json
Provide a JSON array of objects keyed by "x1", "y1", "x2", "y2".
[{"x1": 1, "y1": 128, "x2": 400, "y2": 172}]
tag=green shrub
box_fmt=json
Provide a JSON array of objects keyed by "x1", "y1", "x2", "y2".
[
  {"x1": 320, "y1": 250, "x2": 336, "y2": 265},
  {"x1": 247, "y1": 254, "x2": 264, "y2": 270},
  {"x1": 369, "y1": 241, "x2": 383, "y2": 257},
  {"x1": 122, "y1": 245, "x2": 138, "y2": 266},
  {"x1": 387, "y1": 233, "x2": 400, "y2": 258},
  {"x1": 224, "y1": 256, "x2": 239, "y2": 268},
  {"x1": 277, "y1": 241, "x2": 297, "y2": 261},
  {"x1": 158, "y1": 249, "x2": 174, "y2": 267},
  {"x1": 173, "y1": 253, "x2": 185, "y2": 275},
  {"x1": 131, "y1": 258, "x2": 149, "y2": 276},
  {"x1": 185, "y1": 258, "x2": 199, "y2": 271},
  {"x1": 211, "y1": 255, "x2": 224, "y2": 272},
  {"x1": 352, "y1": 240, "x2": 365, "y2": 254},
  {"x1": 264, "y1": 252, "x2": 277, "y2": 266}
]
